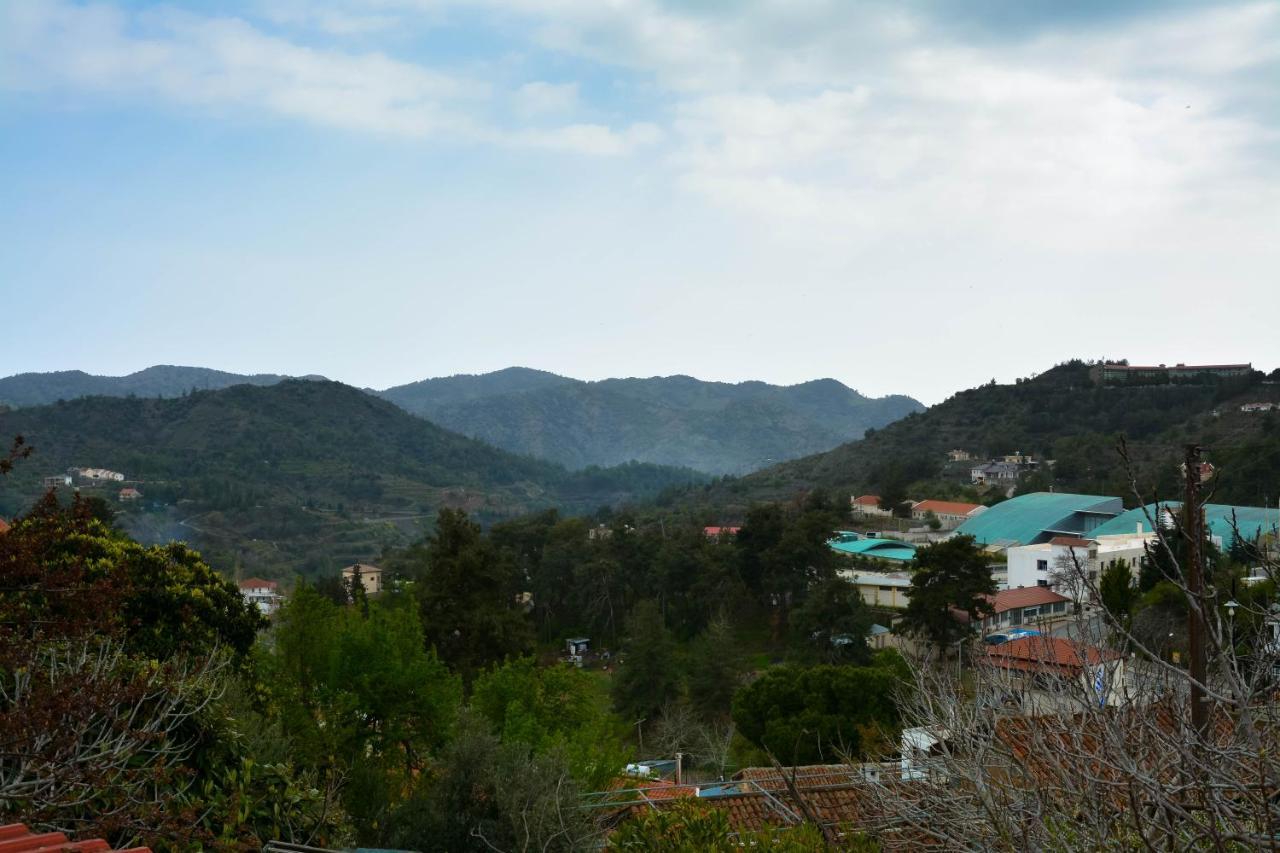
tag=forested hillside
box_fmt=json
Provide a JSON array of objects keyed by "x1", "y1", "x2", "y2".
[
  {"x1": 0, "y1": 380, "x2": 704, "y2": 577},
  {"x1": 0, "y1": 365, "x2": 319, "y2": 406},
  {"x1": 683, "y1": 360, "x2": 1280, "y2": 514},
  {"x1": 381, "y1": 371, "x2": 923, "y2": 474}
]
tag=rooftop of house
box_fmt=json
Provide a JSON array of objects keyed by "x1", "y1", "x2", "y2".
[
  {"x1": 1047, "y1": 535, "x2": 1092, "y2": 548},
  {"x1": 703, "y1": 526, "x2": 741, "y2": 536},
  {"x1": 984, "y1": 586, "x2": 1071, "y2": 613},
  {"x1": 913, "y1": 499, "x2": 983, "y2": 516},
  {"x1": 851, "y1": 494, "x2": 882, "y2": 506},
  {"x1": 846, "y1": 571, "x2": 913, "y2": 588},
  {"x1": 238, "y1": 577, "x2": 278, "y2": 590},
  {"x1": 342, "y1": 562, "x2": 382, "y2": 574},
  {"x1": 985, "y1": 636, "x2": 1121, "y2": 677},
  {"x1": 0, "y1": 518, "x2": 8, "y2": 535},
  {"x1": 0, "y1": 823, "x2": 150, "y2": 852}
]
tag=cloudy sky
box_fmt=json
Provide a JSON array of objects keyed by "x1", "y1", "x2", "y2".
[{"x1": 2, "y1": 0, "x2": 1277, "y2": 403}]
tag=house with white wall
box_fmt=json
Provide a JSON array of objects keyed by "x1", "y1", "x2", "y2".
[{"x1": 1006, "y1": 532, "x2": 1154, "y2": 601}]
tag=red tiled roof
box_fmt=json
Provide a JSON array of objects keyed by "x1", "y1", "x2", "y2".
[
  {"x1": 703, "y1": 526, "x2": 741, "y2": 537},
  {"x1": 1048, "y1": 535, "x2": 1093, "y2": 548},
  {"x1": 0, "y1": 824, "x2": 150, "y2": 852},
  {"x1": 0, "y1": 518, "x2": 9, "y2": 535},
  {"x1": 985, "y1": 636, "x2": 1120, "y2": 677},
  {"x1": 851, "y1": 495, "x2": 881, "y2": 506},
  {"x1": 912, "y1": 499, "x2": 982, "y2": 516},
  {"x1": 238, "y1": 577, "x2": 278, "y2": 590},
  {"x1": 984, "y1": 586, "x2": 1071, "y2": 613}
]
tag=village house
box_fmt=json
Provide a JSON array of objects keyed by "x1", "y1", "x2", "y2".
[
  {"x1": 984, "y1": 635, "x2": 1130, "y2": 709},
  {"x1": 1241, "y1": 402, "x2": 1278, "y2": 413},
  {"x1": 341, "y1": 562, "x2": 384, "y2": 596},
  {"x1": 969, "y1": 461, "x2": 1021, "y2": 485},
  {"x1": 947, "y1": 449, "x2": 972, "y2": 462},
  {"x1": 703, "y1": 526, "x2": 741, "y2": 540},
  {"x1": 43, "y1": 474, "x2": 72, "y2": 488},
  {"x1": 977, "y1": 587, "x2": 1072, "y2": 636},
  {"x1": 845, "y1": 570, "x2": 913, "y2": 608},
  {"x1": 850, "y1": 494, "x2": 893, "y2": 517},
  {"x1": 238, "y1": 577, "x2": 283, "y2": 616},
  {"x1": 118, "y1": 487, "x2": 142, "y2": 502},
  {"x1": 910, "y1": 499, "x2": 986, "y2": 529}
]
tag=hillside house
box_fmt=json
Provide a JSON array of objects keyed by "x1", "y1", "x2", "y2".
[
  {"x1": 850, "y1": 494, "x2": 892, "y2": 517},
  {"x1": 118, "y1": 487, "x2": 142, "y2": 502},
  {"x1": 1241, "y1": 402, "x2": 1278, "y2": 413},
  {"x1": 1089, "y1": 362, "x2": 1252, "y2": 385},
  {"x1": 970, "y1": 461, "x2": 1021, "y2": 485},
  {"x1": 341, "y1": 562, "x2": 384, "y2": 596},
  {"x1": 239, "y1": 577, "x2": 283, "y2": 615},
  {"x1": 43, "y1": 474, "x2": 71, "y2": 488},
  {"x1": 703, "y1": 526, "x2": 741, "y2": 540},
  {"x1": 911, "y1": 499, "x2": 986, "y2": 529},
  {"x1": 947, "y1": 449, "x2": 972, "y2": 462},
  {"x1": 977, "y1": 587, "x2": 1072, "y2": 636}
]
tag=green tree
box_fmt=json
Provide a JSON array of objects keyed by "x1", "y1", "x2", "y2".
[
  {"x1": 415, "y1": 509, "x2": 534, "y2": 684},
  {"x1": 472, "y1": 657, "x2": 629, "y2": 790},
  {"x1": 789, "y1": 575, "x2": 873, "y2": 665},
  {"x1": 612, "y1": 599, "x2": 680, "y2": 725},
  {"x1": 686, "y1": 615, "x2": 745, "y2": 722},
  {"x1": 731, "y1": 655, "x2": 904, "y2": 765},
  {"x1": 1098, "y1": 558, "x2": 1137, "y2": 629},
  {"x1": 899, "y1": 535, "x2": 995, "y2": 648}
]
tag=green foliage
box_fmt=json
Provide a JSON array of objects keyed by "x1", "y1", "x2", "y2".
[
  {"x1": 789, "y1": 575, "x2": 873, "y2": 665},
  {"x1": 414, "y1": 508, "x2": 535, "y2": 684},
  {"x1": 382, "y1": 713, "x2": 595, "y2": 853},
  {"x1": 731, "y1": 655, "x2": 905, "y2": 765},
  {"x1": 899, "y1": 536, "x2": 996, "y2": 648},
  {"x1": 1098, "y1": 558, "x2": 1138, "y2": 627},
  {"x1": 472, "y1": 658, "x2": 630, "y2": 790},
  {"x1": 686, "y1": 616, "x2": 746, "y2": 722},
  {"x1": 612, "y1": 600, "x2": 680, "y2": 723},
  {"x1": 609, "y1": 799, "x2": 878, "y2": 851}
]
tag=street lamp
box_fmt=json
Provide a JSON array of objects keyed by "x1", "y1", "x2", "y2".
[{"x1": 1225, "y1": 599, "x2": 1239, "y2": 654}]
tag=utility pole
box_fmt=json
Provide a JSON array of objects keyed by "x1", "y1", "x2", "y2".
[{"x1": 1184, "y1": 444, "x2": 1208, "y2": 740}]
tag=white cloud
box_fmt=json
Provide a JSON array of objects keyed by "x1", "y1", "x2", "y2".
[
  {"x1": 513, "y1": 80, "x2": 579, "y2": 116},
  {"x1": 508, "y1": 121, "x2": 662, "y2": 155}
]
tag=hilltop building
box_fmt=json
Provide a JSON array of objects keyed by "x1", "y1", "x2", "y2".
[
  {"x1": 74, "y1": 467, "x2": 125, "y2": 482},
  {"x1": 1089, "y1": 362, "x2": 1251, "y2": 385},
  {"x1": 118, "y1": 487, "x2": 142, "y2": 502}
]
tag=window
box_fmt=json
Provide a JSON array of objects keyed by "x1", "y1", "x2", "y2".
[
  {"x1": 1024, "y1": 607, "x2": 1039, "y2": 618},
  {"x1": 1037, "y1": 579, "x2": 1049, "y2": 587},
  {"x1": 879, "y1": 586, "x2": 894, "y2": 592},
  {"x1": 1036, "y1": 559, "x2": 1048, "y2": 572},
  {"x1": 1052, "y1": 602, "x2": 1066, "y2": 613}
]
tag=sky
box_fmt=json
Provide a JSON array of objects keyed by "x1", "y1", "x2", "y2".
[{"x1": 1, "y1": 0, "x2": 1277, "y2": 405}]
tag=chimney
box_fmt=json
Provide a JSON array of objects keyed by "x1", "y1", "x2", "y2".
[{"x1": 675, "y1": 752, "x2": 683, "y2": 786}]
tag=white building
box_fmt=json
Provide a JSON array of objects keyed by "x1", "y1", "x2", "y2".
[
  {"x1": 239, "y1": 578, "x2": 283, "y2": 616},
  {"x1": 76, "y1": 467, "x2": 125, "y2": 482},
  {"x1": 850, "y1": 494, "x2": 893, "y2": 517},
  {"x1": 1006, "y1": 532, "x2": 1154, "y2": 601}
]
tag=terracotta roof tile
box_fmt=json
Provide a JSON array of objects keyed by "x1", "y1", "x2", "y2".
[
  {"x1": 984, "y1": 635, "x2": 1120, "y2": 676},
  {"x1": 984, "y1": 586, "x2": 1071, "y2": 613},
  {"x1": 0, "y1": 825, "x2": 149, "y2": 853},
  {"x1": 1048, "y1": 535, "x2": 1093, "y2": 548}
]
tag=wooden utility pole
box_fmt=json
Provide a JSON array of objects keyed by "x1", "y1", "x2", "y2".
[{"x1": 1184, "y1": 444, "x2": 1208, "y2": 739}]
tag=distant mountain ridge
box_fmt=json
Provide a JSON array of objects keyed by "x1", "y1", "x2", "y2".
[
  {"x1": 378, "y1": 370, "x2": 924, "y2": 475},
  {"x1": 0, "y1": 365, "x2": 326, "y2": 407},
  {"x1": 2, "y1": 365, "x2": 925, "y2": 476},
  {"x1": 0, "y1": 380, "x2": 704, "y2": 578}
]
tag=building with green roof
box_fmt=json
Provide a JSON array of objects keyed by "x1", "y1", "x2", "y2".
[
  {"x1": 952, "y1": 492, "x2": 1123, "y2": 548},
  {"x1": 1090, "y1": 502, "x2": 1279, "y2": 547},
  {"x1": 829, "y1": 534, "x2": 917, "y2": 562}
]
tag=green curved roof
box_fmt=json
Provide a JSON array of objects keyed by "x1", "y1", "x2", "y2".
[
  {"x1": 953, "y1": 492, "x2": 1123, "y2": 546},
  {"x1": 1091, "y1": 502, "x2": 1279, "y2": 546},
  {"x1": 829, "y1": 537, "x2": 917, "y2": 562}
]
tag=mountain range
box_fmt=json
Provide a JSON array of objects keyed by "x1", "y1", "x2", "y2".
[
  {"x1": 0, "y1": 380, "x2": 703, "y2": 578},
  {"x1": 0, "y1": 365, "x2": 924, "y2": 476}
]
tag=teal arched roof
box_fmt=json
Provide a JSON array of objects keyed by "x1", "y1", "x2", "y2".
[
  {"x1": 1090, "y1": 502, "x2": 1280, "y2": 546},
  {"x1": 953, "y1": 492, "x2": 1123, "y2": 546},
  {"x1": 829, "y1": 537, "x2": 917, "y2": 562}
]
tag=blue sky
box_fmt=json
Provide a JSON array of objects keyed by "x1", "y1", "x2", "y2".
[{"x1": 2, "y1": 0, "x2": 1277, "y2": 403}]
